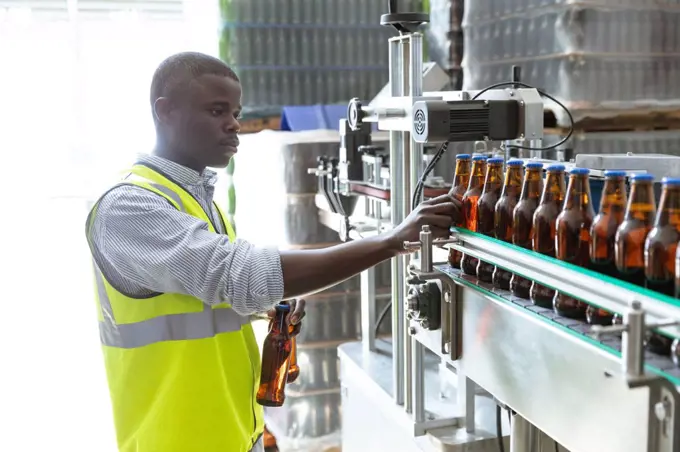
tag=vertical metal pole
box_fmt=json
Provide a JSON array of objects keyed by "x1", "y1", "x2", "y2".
[
  {"x1": 361, "y1": 268, "x2": 376, "y2": 353},
  {"x1": 402, "y1": 34, "x2": 414, "y2": 415},
  {"x1": 412, "y1": 334, "x2": 424, "y2": 423},
  {"x1": 406, "y1": 33, "x2": 425, "y2": 420},
  {"x1": 457, "y1": 372, "x2": 476, "y2": 433},
  {"x1": 622, "y1": 300, "x2": 645, "y2": 379},
  {"x1": 510, "y1": 414, "x2": 532, "y2": 452},
  {"x1": 388, "y1": 35, "x2": 405, "y2": 406}
]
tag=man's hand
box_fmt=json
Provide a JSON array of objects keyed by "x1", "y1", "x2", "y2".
[
  {"x1": 267, "y1": 299, "x2": 306, "y2": 336},
  {"x1": 385, "y1": 193, "x2": 462, "y2": 254}
]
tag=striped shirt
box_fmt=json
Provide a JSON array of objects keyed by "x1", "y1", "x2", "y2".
[{"x1": 87, "y1": 154, "x2": 284, "y2": 317}]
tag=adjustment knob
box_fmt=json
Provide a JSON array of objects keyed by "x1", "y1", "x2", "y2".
[
  {"x1": 347, "y1": 98, "x2": 364, "y2": 131},
  {"x1": 406, "y1": 287, "x2": 419, "y2": 312},
  {"x1": 380, "y1": 12, "x2": 430, "y2": 33}
]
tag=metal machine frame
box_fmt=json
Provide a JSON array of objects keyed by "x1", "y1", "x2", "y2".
[{"x1": 310, "y1": 6, "x2": 680, "y2": 452}]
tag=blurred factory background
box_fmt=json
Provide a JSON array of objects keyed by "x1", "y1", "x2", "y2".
[{"x1": 2, "y1": 0, "x2": 680, "y2": 451}]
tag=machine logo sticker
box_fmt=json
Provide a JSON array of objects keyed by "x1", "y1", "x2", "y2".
[{"x1": 414, "y1": 109, "x2": 426, "y2": 135}]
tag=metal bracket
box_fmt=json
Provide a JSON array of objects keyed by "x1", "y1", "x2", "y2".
[
  {"x1": 591, "y1": 301, "x2": 680, "y2": 451},
  {"x1": 403, "y1": 225, "x2": 460, "y2": 273}
]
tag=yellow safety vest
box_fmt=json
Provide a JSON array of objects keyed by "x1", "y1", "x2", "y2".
[{"x1": 86, "y1": 163, "x2": 265, "y2": 452}]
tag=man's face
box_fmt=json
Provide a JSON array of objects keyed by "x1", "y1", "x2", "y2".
[{"x1": 168, "y1": 74, "x2": 242, "y2": 169}]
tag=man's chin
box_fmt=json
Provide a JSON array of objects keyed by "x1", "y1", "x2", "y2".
[{"x1": 210, "y1": 147, "x2": 237, "y2": 168}]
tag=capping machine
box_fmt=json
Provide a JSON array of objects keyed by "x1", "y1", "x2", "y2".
[{"x1": 308, "y1": 4, "x2": 680, "y2": 452}]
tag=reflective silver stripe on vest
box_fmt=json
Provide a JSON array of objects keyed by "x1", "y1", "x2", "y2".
[
  {"x1": 94, "y1": 265, "x2": 246, "y2": 349},
  {"x1": 123, "y1": 174, "x2": 186, "y2": 213}
]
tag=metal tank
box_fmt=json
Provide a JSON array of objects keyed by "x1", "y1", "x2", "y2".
[{"x1": 225, "y1": 129, "x2": 393, "y2": 451}]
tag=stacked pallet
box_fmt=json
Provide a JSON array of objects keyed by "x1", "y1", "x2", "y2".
[
  {"x1": 425, "y1": 0, "x2": 465, "y2": 90},
  {"x1": 462, "y1": 0, "x2": 680, "y2": 148},
  {"x1": 218, "y1": 0, "x2": 425, "y2": 119}
]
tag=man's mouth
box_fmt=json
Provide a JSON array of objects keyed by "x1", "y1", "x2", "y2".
[{"x1": 219, "y1": 138, "x2": 239, "y2": 147}]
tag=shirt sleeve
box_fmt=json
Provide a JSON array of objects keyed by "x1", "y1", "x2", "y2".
[{"x1": 87, "y1": 185, "x2": 284, "y2": 316}]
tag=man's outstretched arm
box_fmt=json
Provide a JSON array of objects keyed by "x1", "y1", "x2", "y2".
[
  {"x1": 88, "y1": 187, "x2": 460, "y2": 316},
  {"x1": 279, "y1": 195, "x2": 460, "y2": 299}
]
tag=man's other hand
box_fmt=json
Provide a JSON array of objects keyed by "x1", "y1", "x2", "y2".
[
  {"x1": 385, "y1": 194, "x2": 462, "y2": 254},
  {"x1": 266, "y1": 299, "x2": 306, "y2": 336}
]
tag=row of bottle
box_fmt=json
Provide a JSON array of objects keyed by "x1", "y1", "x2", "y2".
[
  {"x1": 219, "y1": 0, "x2": 424, "y2": 26},
  {"x1": 463, "y1": 0, "x2": 664, "y2": 23},
  {"x1": 447, "y1": 155, "x2": 680, "y2": 361},
  {"x1": 463, "y1": 8, "x2": 680, "y2": 59},
  {"x1": 463, "y1": 56, "x2": 680, "y2": 111},
  {"x1": 220, "y1": 27, "x2": 393, "y2": 69},
  {"x1": 235, "y1": 67, "x2": 387, "y2": 108}
]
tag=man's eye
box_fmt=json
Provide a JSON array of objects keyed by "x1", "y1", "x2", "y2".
[{"x1": 210, "y1": 109, "x2": 223, "y2": 116}]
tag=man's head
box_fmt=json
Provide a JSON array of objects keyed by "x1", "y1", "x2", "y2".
[{"x1": 150, "y1": 51, "x2": 242, "y2": 170}]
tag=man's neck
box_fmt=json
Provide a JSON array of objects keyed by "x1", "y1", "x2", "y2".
[{"x1": 152, "y1": 146, "x2": 204, "y2": 174}]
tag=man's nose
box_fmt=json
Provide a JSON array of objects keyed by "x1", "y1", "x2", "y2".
[{"x1": 225, "y1": 117, "x2": 240, "y2": 133}]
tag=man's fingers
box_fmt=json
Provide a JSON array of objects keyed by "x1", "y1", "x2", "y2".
[
  {"x1": 420, "y1": 193, "x2": 455, "y2": 206},
  {"x1": 420, "y1": 202, "x2": 461, "y2": 217},
  {"x1": 289, "y1": 298, "x2": 306, "y2": 325},
  {"x1": 290, "y1": 322, "x2": 302, "y2": 336},
  {"x1": 422, "y1": 213, "x2": 454, "y2": 229}
]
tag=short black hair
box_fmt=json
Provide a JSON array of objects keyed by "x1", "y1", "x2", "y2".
[{"x1": 149, "y1": 51, "x2": 239, "y2": 107}]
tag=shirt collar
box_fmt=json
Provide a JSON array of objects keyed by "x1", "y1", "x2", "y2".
[{"x1": 136, "y1": 153, "x2": 218, "y2": 187}]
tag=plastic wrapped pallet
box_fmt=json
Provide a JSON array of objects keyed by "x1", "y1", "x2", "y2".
[
  {"x1": 462, "y1": 0, "x2": 680, "y2": 127},
  {"x1": 424, "y1": 0, "x2": 465, "y2": 90},
  {"x1": 539, "y1": 129, "x2": 680, "y2": 161},
  {"x1": 219, "y1": 0, "x2": 426, "y2": 118}
]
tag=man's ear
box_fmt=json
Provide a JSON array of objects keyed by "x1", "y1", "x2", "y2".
[{"x1": 153, "y1": 97, "x2": 172, "y2": 124}]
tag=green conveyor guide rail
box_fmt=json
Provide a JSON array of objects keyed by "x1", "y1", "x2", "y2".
[{"x1": 441, "y1": 228, "x2": 680, "y2": 387}]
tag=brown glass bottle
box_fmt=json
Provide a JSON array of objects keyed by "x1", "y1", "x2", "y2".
[
  {"x1": 508, "y1": 162, "x2": 544, "y2": 298},
  {"x1": 491, "y1": 159, "x2": 524, "y2": 289},
  {"x1": 644, "y1": 177, "x2": 680, "y2": 355},
  {"x1": 447, "y1": 154, "x2": 472, "y2": 269},
  {"x1": 257, "y1": 304, "x2": 293, "y2": 407},
  {"x1": 586, "y1": 171, "x2": 628, "y2": 325},
  {"x1": 553, "y1": 168, "x2": 594, "y2": 318},
  {"x1": 476, "y1": 157, "x2": 505, "y2": 282},
  {"x1": 529, "y1": 164, "x2": 565, "y2": 307},
  {"x1": 288, "y1": 335, "x2": 300, "y2": 383},
  {"x1": 461, "y1": 155, "x2": 488, "y2": 275},
  {"x1": 615, "y1": 174, "x2": 656, "y2": 287}
]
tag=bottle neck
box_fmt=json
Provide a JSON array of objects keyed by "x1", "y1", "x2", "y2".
[
  {"x1": 520, "y1": 168, "x2": 543, "y2": 200},
  {"x1": 625, "y1": 181, "x2": 656, "y2": 224},
  {"x1": 540, "y1": 171, "x2": 565, "y2": 204},
  {"x1": 655, "y1": 186, "x2": 680, "y2": 228},
  {"x1": 468, "y1": 162, "x2": 487, "y2": 189},
  {"x1": 502, "y1": 166, "x2": 523, "y2": 196},
  {"x1": 270, "y1": 311, "x2": 289, "y2": 336},
  {"x1": 563, "y1": 174, "x2": 593, "y2": 212},
  {"x1": 483, "y1": 164, "x2": 503, "y2": 192},
  {"x1": 598, "y1": 177, "x2": 627, "y2": 216},
  {"x1": 452, "y1": 160, "x2": 471, "y2": 188}
]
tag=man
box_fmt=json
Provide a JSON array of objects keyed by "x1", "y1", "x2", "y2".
[{"x1": 85, "y1": 51, "x2": 460, "y2": 452}]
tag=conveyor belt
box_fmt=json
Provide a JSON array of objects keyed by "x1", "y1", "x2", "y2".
[{"x1": 435, "y1": 264, "x2": 680, "y2": 386}]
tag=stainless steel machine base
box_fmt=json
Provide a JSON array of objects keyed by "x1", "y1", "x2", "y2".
[{"x1": 339, "y1": 340, "x2": 510, "y2": 452}]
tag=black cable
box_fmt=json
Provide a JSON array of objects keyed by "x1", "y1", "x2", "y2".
[
  {"x1": 555, "y1": 442, "x2": 560, "y2": 452},
  {"x1": 496, "y1": 404, "x2": 506, "y2": 452},
  {"x1": 374, "y1": 299, "x2": 393, "y2": 337},
  {"x1": 470, "y1": 81, "x2": 575, "y2": 152},
  {"x1": 412, "y1": 142, "x2": 449, "y2": 208}
]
